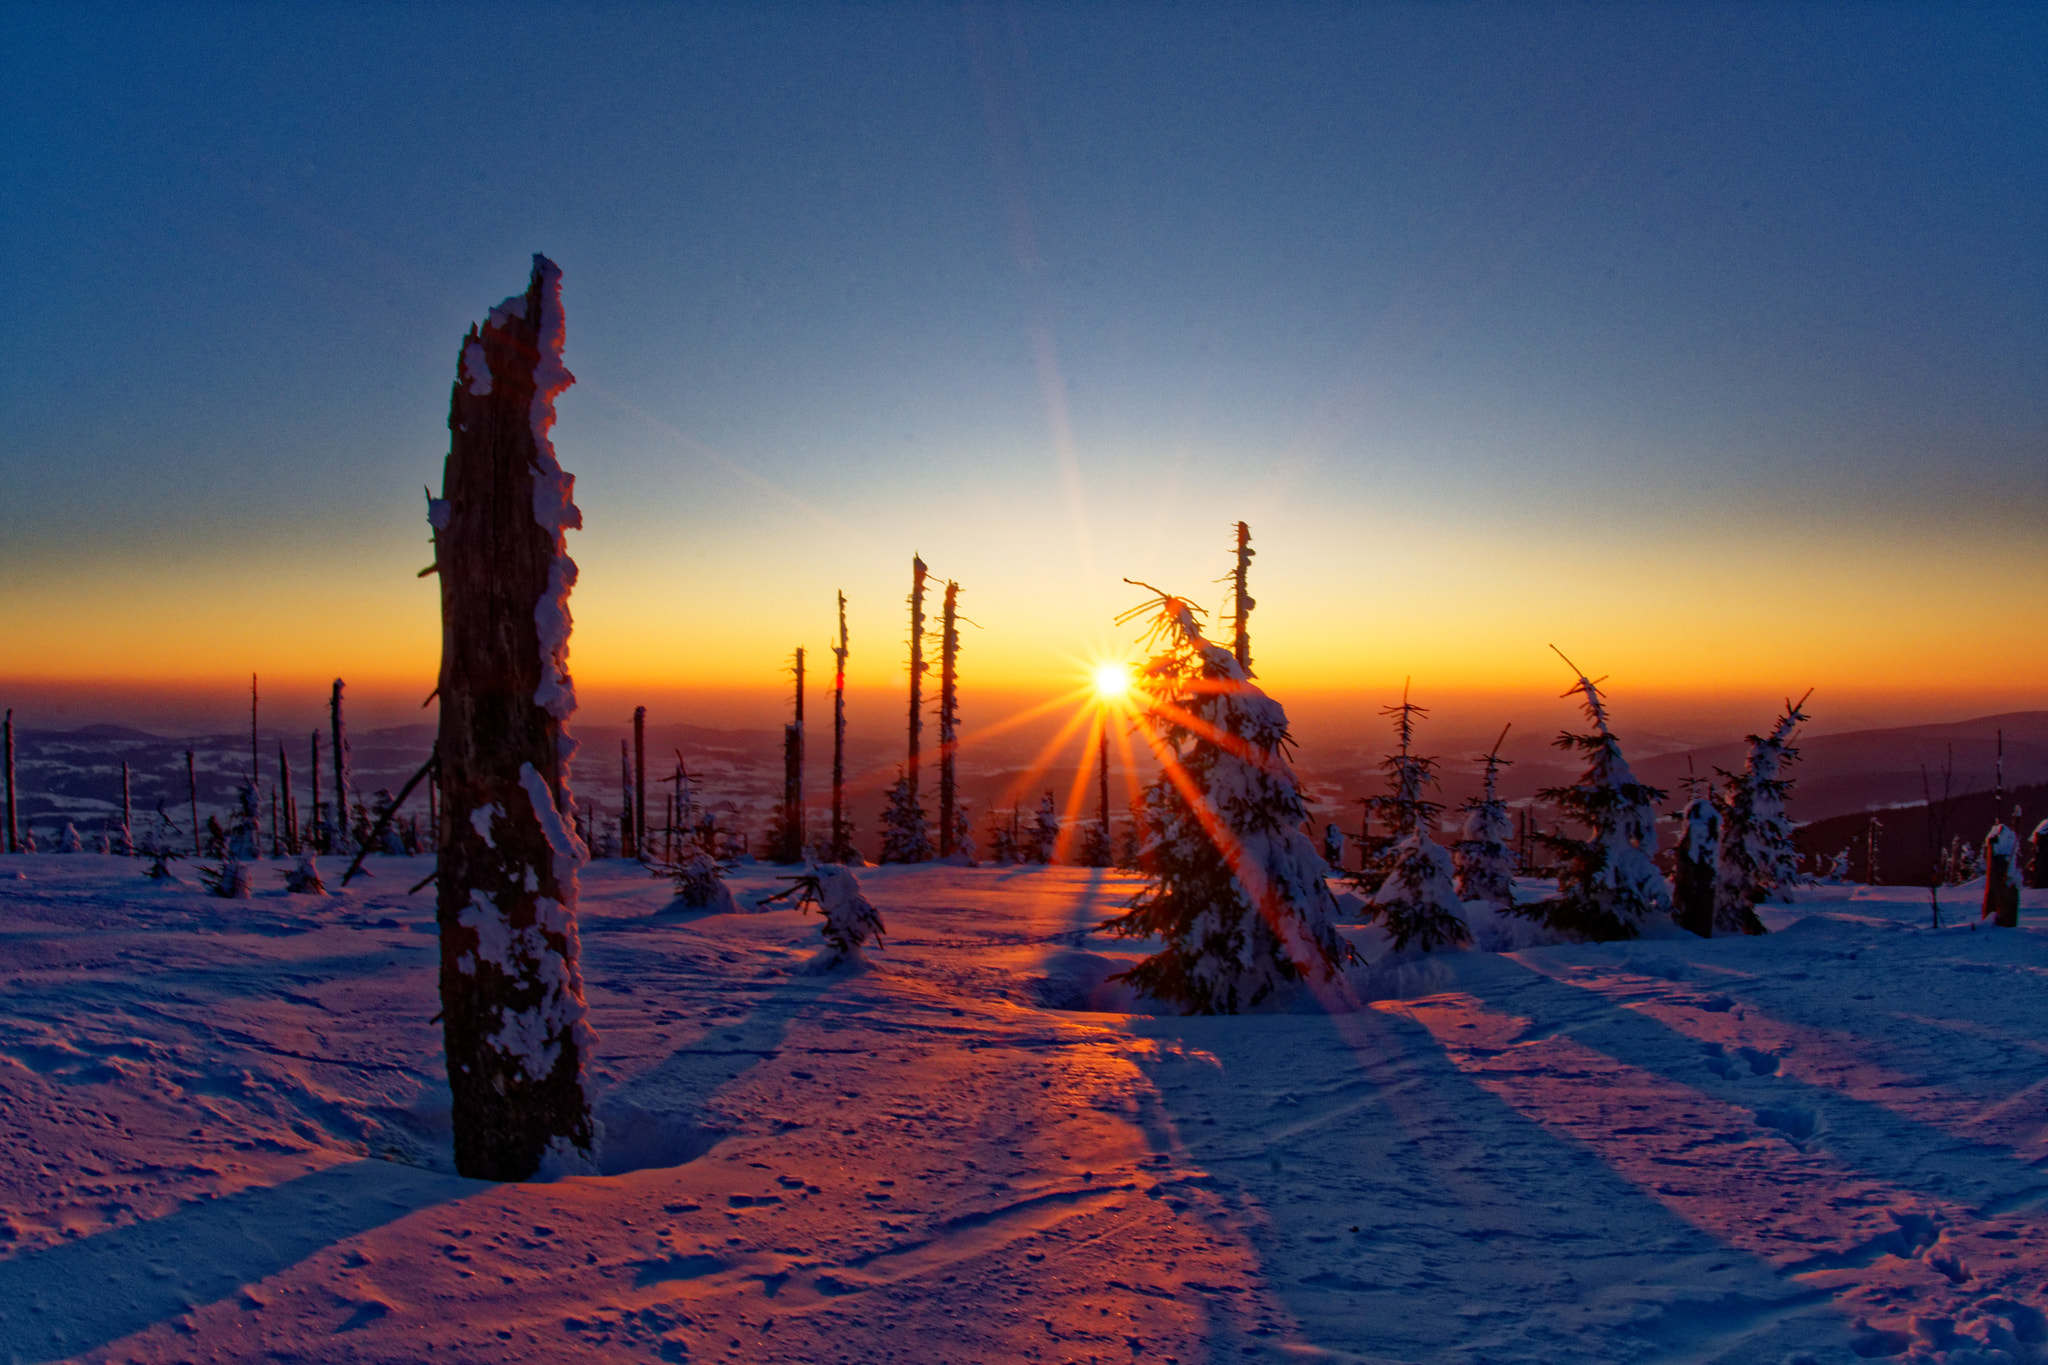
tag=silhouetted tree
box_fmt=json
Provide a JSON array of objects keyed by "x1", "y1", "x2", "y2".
[
  {"x1": 1526, "y1": 653, "x2": 1671, "y2": 941},
  {"x1": 1453, "y1": 724, "x2": 1516, "y2": 910},
  {"x1": 1104, "y1": 586, "x2": 1353, "y2": 1013},
  {"x1": 1714, "y1": 692, "x2": 1810, "y2": 935},
  {"x1": 1358, "y1": 685, "x2": 1468, "y2": 952}
]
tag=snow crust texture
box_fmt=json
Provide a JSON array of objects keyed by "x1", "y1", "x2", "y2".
[{"x1": 0, "y1": 858, "x2": 2044, "y2": 1364}]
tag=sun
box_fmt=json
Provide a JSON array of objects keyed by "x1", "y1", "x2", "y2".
[{"x1": 1091, "y1": 660, "x2": 1134, "y2": 705}]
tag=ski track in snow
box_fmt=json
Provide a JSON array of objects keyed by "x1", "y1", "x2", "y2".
[{"x1": 0, "y1": 860, "x2": 2043, "y2": 1364}]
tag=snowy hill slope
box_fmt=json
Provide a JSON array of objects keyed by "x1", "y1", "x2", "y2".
[{"x1": 0, "y1": 859, "x2": 2043, "y2": 1363}]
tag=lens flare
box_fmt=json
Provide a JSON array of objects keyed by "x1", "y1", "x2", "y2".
[{"x1": 1091, "y1": 661, "x2": 1133, "y2": 704}]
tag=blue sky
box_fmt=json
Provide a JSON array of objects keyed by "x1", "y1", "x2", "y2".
[{"x1": 4, "y1": 2, "x2": 2043, "y2": 726}]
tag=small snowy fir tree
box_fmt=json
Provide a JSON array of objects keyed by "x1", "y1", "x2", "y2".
[
  {"x1": 282, "y1": 850, "x2": 326, "y2": 895},
  {"x1": 1030, "y1": 791, "x2": 1060, "y2": 864},
  {"x1": 1452, "y1": 725, "x2": 1517, "y2": 909},
  {"x1": 669, "y1": 833, "x2": 736, "y2": 913},
  {"x1": 878, "y1": 768, "x2": 934, "y2": 864},
  {"x1": 950, "y1": 800, "x2": 978, "y2": 865},
  {"x1": 986, "y1": 809, "x2": 1019, "y2": 865},
  {"x1": 1103, "y1": 588, "x2": 1354, "y2": 1013},
  {"x1": 1357, "y1": 687, "x2": 1469, "y2": 952},
  {"x1": 763, "y1": 859, "x2": 885, "y2": 965},
  {"x1": 1673, "y1": 793, "x2": 1722, "y2": 938},
  {"x1": 1527, "y1": 656, "x2": 1672, "y2": 941},
  {"x1": 58, "y1": 821, "x2": 82, "y2": 853},
  {"x1": 1713, "y1": 691, "x2": 1810, "y2": 935},
  {"x1": 1321, "y1": 822, "x2": 1345, "y2": 872},
  {"x1": 139, "y1": 812, "x2": 179, "y2": 880},
  {"x1": 1079, "y1": 817, "x2": 1112, "y2": 868},
  {"x1": 199, "y1": 851, "x2": 253, "y2": 898},
  {"x1": 225, "y1": 784, "x2": 261, "y2": 860},
  {"x1": 1116, "y1": 798, "x2": 1148, "y2": 871}
]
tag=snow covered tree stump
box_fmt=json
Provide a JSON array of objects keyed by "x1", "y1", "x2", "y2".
[
  {"x1": 1674, "y1": 797, "x2": 1722, "y2": 938},
  {"x1": 1983, "y1": 824, "x2": 2020, "y2": 928},
  {"x1": 2029, "y1": 820, "x2": 2048, "y2": 892},
  {"x1": 430, "y1": 255, "x2": 596, "y2": 1181}
]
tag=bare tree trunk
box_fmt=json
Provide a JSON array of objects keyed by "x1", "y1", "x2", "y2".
[
  {"x1": 907, "y1": 556, "x2": 928, "y2": 809},
  {"x1": 1985, "y1": 835, "x2": 2020, "y2": 928},
  {"x1": 308, "y1": 732, "x2": 323, "y2": 853},
  {"x1": 250, "y1": 673, "x2": 262, "y2": 853},
  {"x1": 186, "y1": 749, "x2": 199, "y2": 855},
  {"x1": 785, "y1": 649, "x2": 805, "y2": 857},
  {"x1": 119, "y1": 760, "x2": 132, "y2": 855},
  {"x1": 432, "y1": 254, "x2": 595, "y2": 1181},
  {"x1": 3, "y1": 709, "x2": 13, "y2": 854},
  {"x1": 331, "y1": 680, "x2": 350, "y2": 854},
  {"x1": 1229, "y1": 521, "x2": 1254, "y2": 674},
  {"x1": 618, "y1": 739, "x2": 635, "y2": 860},
  {"x1": 1098, "y1": 728, "x2": 1110, "y2": 847},
  {"x1": 832, "y1": 592, "x2": 848, "y2": 862},
  {"x1": 633, "y1": 706, "x2": 647, "y2": 862},
  {"x1": 278, "y1": 744, "x2": 296, "y2": 855},
  {"x1": 938, "y1": 581, "x2": 960, "y2": 857}
]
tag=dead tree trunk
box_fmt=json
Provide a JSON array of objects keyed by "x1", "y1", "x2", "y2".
[
  {"x1": 120, "y1": 760, "x2": 133, "y2": 855},
  {"x1": 1984, "y1": 827, "x2": 2020, "y2": 928},
  {"x1": 1229, "y1": 521, "x2": 1254, "y2": 674},
  {"x1": 249, "y1": 673, "x2": 262, "y2": 853},
  {"x1": 278, "y1": 744, "x2": 296, "y2": 855},
  {"x1": 774, "y1": 649, "x2": 806, "y2": 862},
  {"x1": 1098, "y1": 728, "x2": 1111, "y2": 846},
  {"x1": 633, "y1": 706, "x2": 647, "y2": 861},
  {"x1": 187, "y1": 750, "x2": 199, "y2": 855},
  {"x1": 618, "y1": 739, "x2": 635, "y2": 860},
  {"x1": 432, "y1": 254, "x2": 595, "y2": 1181},
  {"x1": 907, "y1": 556, "x2": 929, "y2": 811},
  {"x1": 831, "y1": 592, "x2": 849, "y2": 862},
  {"x1": 3, "y1": 709, "x2": 14, "y2": 854},
  {"x1": 938, "y1": 581, "x2": 961, "y2": 857},
  {"x1": 330, "y1": 680, "x2": 351, "y2": 854}
]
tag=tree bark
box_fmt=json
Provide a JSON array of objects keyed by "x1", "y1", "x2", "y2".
[
  {"x1": 938, "y1": 582, "x2": 960, "y2": 857},
  {"x1": 432, "y1": 254, "x2": 595, "y2": 1181},
  {"x1": 907, "y1": 556, "x2": 928, "y2": 809},
  {"x1": 832, "y1": 592, "x2": 848, "y2": 862},
  {"x1": 632, "y1": 706, "x2": 647, "y2": 861},
  {"x1": 330, "y1": 680, "x2": 350, "y2": 853},
  {"x1": 4, "y1": 709, "x2": 16, "y2": 854},
  {"x1": 1230, "y1": 521, "x2": 1254, "y2": 674}
]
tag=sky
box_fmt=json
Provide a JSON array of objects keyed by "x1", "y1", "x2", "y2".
[{"x1": 3, "y1": 2, "x2": 2044, "y2": 744}]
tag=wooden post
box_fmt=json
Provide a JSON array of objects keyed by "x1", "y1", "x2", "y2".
[
  {"x1": 432, "y1": 254, "x2": 595, "y2": 1181},
  {"x1": 1230, "y1": 521, "x2": 1254, "y2": 674},
  {"x1": 907, "y1": 556, "x2": 928, "y2": 807},
  {"x1": 330, "y1": 679, "x2": 350, "y2": 853},
  {"x1": 832, "y1": 592, "x2": 848, "y2": 862},
  {"x1": 938, "y1": 582, "x2": 961, "y2": 857},
  {"x1": 3, "y1": 709, "x2": 13, "y2": 854},
  {"x1": 187, "y1": 749, "x2": 199, "y2": 855},
  {"x1": 633, "y1": 706, "x2": 647, "y2": 862}
]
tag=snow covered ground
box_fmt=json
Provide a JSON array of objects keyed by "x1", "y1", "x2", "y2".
[{"x1": 0, "y1": 857, "x2": 2043, "y2": 1364}]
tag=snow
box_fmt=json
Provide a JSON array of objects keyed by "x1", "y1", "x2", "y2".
[
  {"x1": 1, "y1": 857, "x2": 2045, "y2": 1362},
  {"x1": 460, "y1": 338, "x2": 492, "y2": 397},
  {"x1": 526, "y1": 255, "x2": 581, "y2": 727}
]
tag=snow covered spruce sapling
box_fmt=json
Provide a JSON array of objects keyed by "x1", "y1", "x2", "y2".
[
  {"x1": 1526, "y1": 654, "x2": 1672, "y2": 941},
  {"x1": 878, "y1": 767, "x2": 934, "y2": 863},
  {"x1": 760, "y1": 859, "x2": 885, "y2": 967},
  {"x1": 1673, "y1": 780, "x2": 1722, "y2": 938},
  {"x1": 282, "y1": 850, "x2": 326, "y2": 895},
  {"x1": 1104, "y1": 586, "x2": 1354, "y2": 1013},
  {"x1": 1030, "y1": 791, "x2": 1060, "y2": 864},
  {"x1": 669, "y1": 831, "x2": 736, "y2": 914},
  {"x1": 1356, "y1": 686, "x2": 1469, "y2": 952},
  {"x1": 1713, "y1": 691, "x2": 1810, "y2": 935},
  {"x1": 1452, "y1": 724, "x2": 1516, "y2": 910},
  {"x1": 430, "y1": 255, "x2": 597, "y2": 1181}
]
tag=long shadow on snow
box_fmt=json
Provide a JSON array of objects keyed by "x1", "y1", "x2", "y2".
[
  {"x1": 1129, "y1": 1003, "x2": 1858, "y2": 1365},
  {"x1": 0, "y1": 1158, "x2": 474, "y2": 1365},
  {"x1": 1460, "y1": 953, "x2": 2048, "y2": 1218}
]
